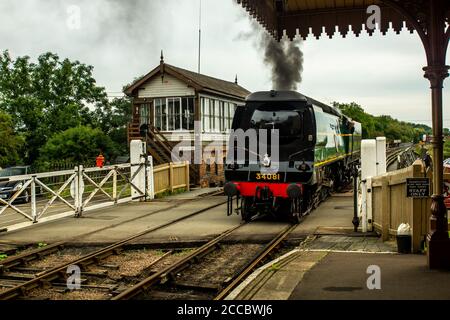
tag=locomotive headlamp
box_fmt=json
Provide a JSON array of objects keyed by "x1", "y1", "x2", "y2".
[
  {"x1": 262, "y1": 154, "x2": 271, "y2": 168},
  {"x1": 224, "y1": 182, "x2": 239, "y2": 197},
  {"x1": 287, "y1": 184, "x2": 302, "y2": 199}
]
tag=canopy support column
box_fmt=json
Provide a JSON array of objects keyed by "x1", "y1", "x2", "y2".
[
  {"x1": 424, "y1": 64, "x2": 449, "y2": 269},
  {"x1": 423, "y1": 0, "x2": 450, "y2": 269}
]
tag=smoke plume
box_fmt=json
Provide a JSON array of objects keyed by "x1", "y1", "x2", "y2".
[
  {"x1": 235, "y1": 18, "x2": 304, "y2": 91},
  {"x1": 262, "y1": 34, "x2": 303, "y2": 91}
]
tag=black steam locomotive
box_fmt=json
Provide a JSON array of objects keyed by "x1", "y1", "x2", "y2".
[{"x1": 224, "y1": 91, "x2": 362, "y2": 222}]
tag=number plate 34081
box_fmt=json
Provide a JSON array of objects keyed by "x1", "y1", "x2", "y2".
[{"x1": 256, "y1": 173, "x2": 281, "y2": 181}]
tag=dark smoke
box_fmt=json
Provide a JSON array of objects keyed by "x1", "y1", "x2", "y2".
[
  {"x1": 262, "y1": 34, "x2": 303, "y2": 91},
  {"x1": 234, "y1": 16, "x2": 304, "y2": 91}
]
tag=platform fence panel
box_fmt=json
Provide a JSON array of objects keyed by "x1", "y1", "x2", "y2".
[
  {"x1": 369, "y1": 160, "x2": 431, "y2": 252},
  {"x1": 0, "y1": 161, "x2": 150, "y2": 232},
  {"x1": 153, "y1": 162, "x2": 190, "y2": 196}
]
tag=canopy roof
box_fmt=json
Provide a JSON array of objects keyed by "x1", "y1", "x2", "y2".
[{"x1": 238, "y1": 0, "x2": 450, "y2": 40}]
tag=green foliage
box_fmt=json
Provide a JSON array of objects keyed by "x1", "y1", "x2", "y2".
[
  {"x1": 93, "y1": 97, "x2": 132, "y2": 155},
  {"x1": 37, "y1": 242, "x2": 47, "y2": 248},
  {"x1": 0, "y1": 254, "x2": 7, "y2": 261},
  {"x1": 0, "y1": 50, "x2": 132, "y2": 167},
  {"x1": 155, "y1": 188, "x2": 187, "y2": 199},
  {"x1": 0, "y1": 50, "x2": 108, "y2": 164},
  {"x1": 333, "y1": 102, "x2": 434, "y2": 143},
  {"x1": 0, "y1": 111, "x2": 24, "y2": 167},
  {"x1": 268, "y1": 263, "x2": 281, "y2": 272},
  {"x1": 173, "y1": 248, "x2": 194, "y2": 256},
  {"x1": 39, "y1": 126, "x2": 118, "y2": 163},
  {"x1": 155, "y1": 249, "x2": 167, "y2": 256},
  {"x1": 444, "y1": 139, "x2": 450, "y2": 160}
]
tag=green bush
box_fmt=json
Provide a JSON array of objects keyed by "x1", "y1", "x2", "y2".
[{"x1": 38, "y1": 126, "x2": 119, "y2": 164}]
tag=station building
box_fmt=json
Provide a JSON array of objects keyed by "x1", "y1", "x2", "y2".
[{"x1": 125, "y1": 55, "x2": 250, "y2": 187}]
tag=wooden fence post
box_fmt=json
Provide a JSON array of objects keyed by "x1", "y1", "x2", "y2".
[
  {"x1": 169, "y1": 163, "x2": 174, "y2": 193},
  {"x1": 112, "y1": 168, "x2": 117, "y2": 203},
  {"x1": 381, "y1": 177, "x2": 390, "y2": 241},
  {"x1": 185, "y1": 161, "x2": 190, "y2": 192}
]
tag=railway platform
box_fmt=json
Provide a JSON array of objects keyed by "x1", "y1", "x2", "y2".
[
  {"x1": 226, "y1": 194, "x2": 450, "y2": 300},
  {"x1": 229, "y1": 248, "x2": 450, "y2": 300}
]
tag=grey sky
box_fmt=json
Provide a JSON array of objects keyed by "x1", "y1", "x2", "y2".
[{"x1": 0, "y1": 0, "x2": 449, "y2": 127}]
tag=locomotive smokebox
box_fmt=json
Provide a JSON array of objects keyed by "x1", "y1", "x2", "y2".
[
  {"x1": 224, "y1": 182, "x2": 239, "y2": 197},
  {"x1": 287, "y1": 184, "x2": 302, "y2": 199}
]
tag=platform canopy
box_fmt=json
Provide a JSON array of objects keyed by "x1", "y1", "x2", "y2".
[
  {"x1": 238, "y1": 0, "x2": 450, "y2": 269},
  {"x1": 238, "y1": 0, "x2": 449, "y2": 43}
]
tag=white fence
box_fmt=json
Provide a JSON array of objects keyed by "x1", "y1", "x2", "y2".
[
  {"x1": 0, "y1": 139, "x2": 193, "y2": 233},
  {"x1": 0, "y1": 160, "x2": 151, "y2": 233}
]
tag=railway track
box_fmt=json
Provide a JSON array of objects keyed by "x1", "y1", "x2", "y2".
[
  {"x1": 0, "y1": 191, "x2": 226, "y2": 300},
  {"x1": 0, "y1": 211, "x2": 299, "y2": 300},
  {"x1": 112, "y1": 222, "x2": 299, "y2": 301},
  {"x1": 0, "y1": 186, "x2": 338, "y2": 301},
  {"x1": 386, "y1": 145, "x2": 419, "y2": 170},
  {"x1": 386, "y1": 147, "x2": 405, "y2": 166},
  {"x1": 0, "y1": 189, "x2": 224, "y2": 265}
]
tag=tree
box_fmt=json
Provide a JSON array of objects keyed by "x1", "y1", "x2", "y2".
[
  {"x1": 0, "y1": 51, "x2": 108, "y2": 163},
  {"x1": 444, "y1": 128, "x2": 450, "y2": 136},
  {"x1": 333, "y1": 102, "x2": 375, "y2": 139},
  {"x1": 38, "y1": 126, "x2": 118, "y2": 165},
  {"x1": 0, "y1": 111, "x2": 24, "y2": 168},
  {"x1": 333, "y1": 101, "x2": 432, "y2": 143},
  {"x1": 92, "y1": 97, "x2": 132, "y2": 155}
]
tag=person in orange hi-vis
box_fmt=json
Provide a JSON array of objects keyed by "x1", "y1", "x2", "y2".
[{"x1": 96, "y1": 153, "x2": 105, "y2": 168}]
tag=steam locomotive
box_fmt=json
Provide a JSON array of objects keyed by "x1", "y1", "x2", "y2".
[{"x1": 224, "y1": 91, "x2": 362, "y2": 222}]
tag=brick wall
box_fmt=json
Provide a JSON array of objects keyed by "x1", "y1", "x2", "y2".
[{"x1": 199, "y1": 146, "x2": 227, "y2": 187}]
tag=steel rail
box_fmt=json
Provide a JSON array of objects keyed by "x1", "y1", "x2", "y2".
[
  {"x1": 113, "y1": 222, "x2": 299, "y2": 301},
  {"x1": 111, "y1": 222, "x2": 247, "y2": 300},
  {"x1": 387, "y1": 146, "x2": 417, "y2": 168},
  {"x1": 0, "y1": 243, "x2": 66, "y2": 274},
  {"x1": 214, "y1": 223, "x2": 298, "y2": 300},
  {"x1": 0, "y1": 198, "x2": 227, "y2": 300},
  {"x1": 387, "y1": 150, "x2": 403, "y2": 167}
]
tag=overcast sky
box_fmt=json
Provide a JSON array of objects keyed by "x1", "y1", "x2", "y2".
[{"x1": 0, "y1": 0, "x2": 449, "y2": 127}]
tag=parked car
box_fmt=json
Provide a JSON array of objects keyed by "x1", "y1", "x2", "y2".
[{"x1": 0, "y1": 166, "x2": 32, "y2": 204}]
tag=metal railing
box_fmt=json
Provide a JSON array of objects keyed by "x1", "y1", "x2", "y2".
[{"x1": 0, "y1": 162, "x2": 148, "y2": 233}]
